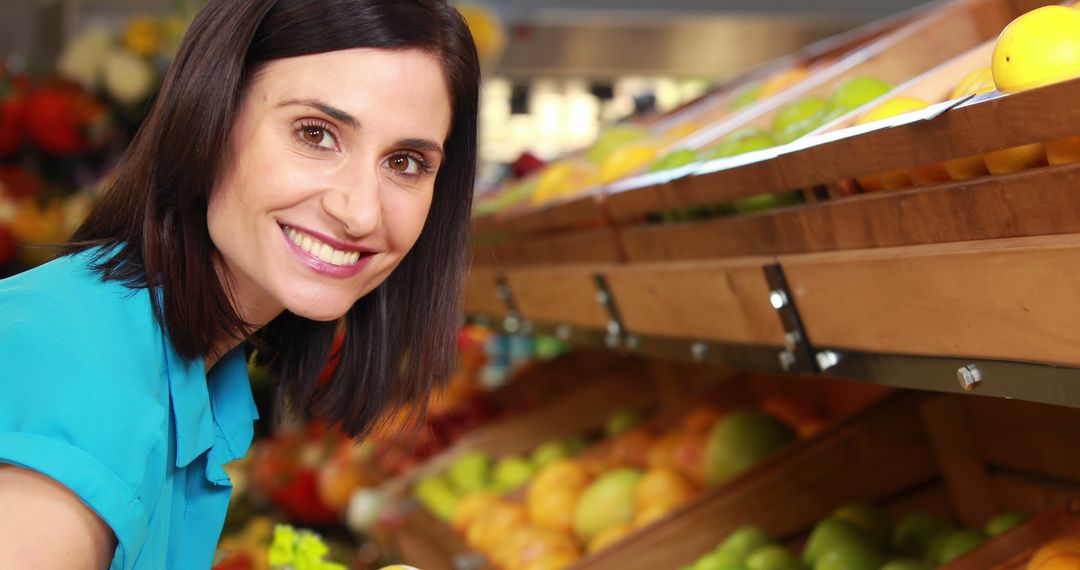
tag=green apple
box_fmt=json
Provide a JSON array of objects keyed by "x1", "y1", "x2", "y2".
[
  {"x1": 732, "y1": 190, "x2": 802, "y2": 215},
  {"x1": 564, "y1": 435, "x2": 589, "y2": 455},
  {"x1": 745, "y1": 545, "x2": 801, "y2": 570},
  {"x1": 985, "y1": 511, "x2": 1027, "y2": 536},
  {"x1": 606, "y1": 409, "x2": 644, "y2": 436},
  {"x1": 772, "y1": 95, "x2": 828, "y2": 144},
  {"x1": 704, "y1": 409, "x2": 795, "y2": 484},
  {"x1": 935, "y1": 529, "x2": 987, "y2": 564},
  {"x1": 716, "y1": 525, "x2": 771, "y2": 562},
  {"x1": 804, "y1": 518, "x2": 871, "y2": 565},
  {"x1": 693, "y1": 551, "x2": 743, "y2": 570},
  {"x1": 586, "y1": 126, "x2": 650, "y2": 165},
  {"x1": 891, "y1": 512, "x2": 950, "y2": 557},
  {"x1": 447, "y1": 451, "x2": 492, "y2": 494},
  {"x1": 413, "y1": 475, "x2": 459, "y2": 521},
  {"x1": 492, "y1": 455, "x2": 536, "y2": 492},
  {"x1": 827, "y1": 76, "x2": 892, "y2": 117},
  {"x1": 731, "y1": 82, "x2": 763, "y2": 111},
  {"x1": 649, "y1": 148, "x2": 701, "y2": 173},
  {"x1": 531, "y1": 439, "x2": 571, "y2": 467},
  {"x1": 880, "y1": 559, "x2": 933, "y2": 570},
  {"x1": 832, "y1": 502, "x2": 892, "y2": 548},
  {"x1": 813, "y1": 542, "x2": 884, "y2": 570},
  {"x1": 704, "y1": 127, "x2": 776, "y2": 160}
]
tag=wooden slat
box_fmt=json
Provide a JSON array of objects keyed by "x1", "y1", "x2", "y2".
[
  {"x1": 621, "y1": 161, "x2": 1080, "y2": 262},
  {"x1": 780, "y1": 234, "x2": 1080, "y2": 367},
  {"x1": 462, "y1": 266, "x2": 507, "y2": 317},
  {"x1": 966, "y1": 397, "x2": 1080, "y2": 484},
  {"x1": 991, "y1": 473, "x2": 1080, "y2": 515},
  {"x1": 604, "y1": 258, "x2": 786, "y2": 346},
  {"x1": 394, "y1": 507, "x2": 474, "y2": 570},
  {"x1": 943, "y1": 500, "x2": 1080, "y2": 570},
  {"x1": 503, "y1": 265, "x2": 612, "y2": 330},
  {"x1": 779, "y1": 73, "x2": 1080, "y2": 189},
  {"x1": 507, "y1": 227, "x2": 625, "y2": 265},
  {"x1": 920, "y1": 396, "x2": 1001, "y2": 528},
  {"x1": 509, "y1": 193, "x2": 609, "y2": 236},
  {"x1": 573, "y1": 395, "x2": 938, "y2": 570}
]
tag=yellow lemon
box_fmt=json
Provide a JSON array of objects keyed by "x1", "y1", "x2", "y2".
[
  {"x1": 530, "y1": 161, "x2": 598, "y2": 206},
  {"x1": 599, "y1": 142, "x2": 659, "y2": 184},
  {"x1": 950, "y1": 67, "x2": 996, "y2": 99},
  {"x1": 984, "y1": 143, "x2": 1047, "y2": 174},
  {"x1": 122, "y1": 17, "x2": 162, "y2": 57},
  {"x1": 856, "y1": 96, "x2": 930, "y2": 125},
  {"x1": 992, "y1": 6, "x2": 1080, "y2": 94}
]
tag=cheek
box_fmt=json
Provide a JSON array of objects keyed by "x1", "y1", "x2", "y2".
[{"x1": 384, "y1": 190, "x2": 435, "y2": 253}]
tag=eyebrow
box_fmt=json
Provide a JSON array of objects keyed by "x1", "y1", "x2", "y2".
[
  {"x1": 397, "y1": 138, "x2": 445, "y2": 158},
  {"x1": 279, "y1": 98, "x2": 359, "y2": 130}
]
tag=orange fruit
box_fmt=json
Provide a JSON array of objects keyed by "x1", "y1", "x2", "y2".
[
  {"x1": 681, "y1": 406, "x2": 728, "y2": 434},
  {"x1": 759, "y1": 67, "x2": 810, "y2": 98},
  {"x1": 451, "y1": 491, "x2": 502, "y2": 536},
  {"x1": 1028, "y1": 537, "x2": 1080, "y2": 569},
  {"x1": 520, "y1": 552, "x2": 580, "y2": 570},
  {"x1": 910, "y1": 162, "x2": 953, "y2": 186},
  {"x1": 984, "y1": 143, "x2": 1047, "y2": 174},
  {"x1": 529, "y1": 459, "x2": 591, "y2": 498},
  {"x1": 527, "y1": 485, "x2": 582, "y2": 534},
  {"x1": 608, "y1": 428, "x2": 657, "y2": 469},
  {"x1": 586, "y1": 522, "x2": 635, "y2": 554},
  {"x1": 944, "y1": 155, "x2": 990, "y2": 181},
  {"x1": 635, "y1": 467, "x2": 697, "y2": 512},
  {"x1": 1046, "y1": 135, "x2": 1080, "y2": 166},
  {"x1": 1030, "y1": 551, "x2": 1080, "y2": 570}
]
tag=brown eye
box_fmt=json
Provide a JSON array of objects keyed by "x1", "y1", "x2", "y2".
[
  {"x1": 388, "y1": 155, "x2": 410, "y2": 172},
  {"x1": 297, "y1": 122, "x2": 337, "y2": 150},
  {"x1": 302, "y1": 127, "x2": 324, "y2": 145}
]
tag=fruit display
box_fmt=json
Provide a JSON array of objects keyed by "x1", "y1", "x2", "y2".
[
  {"x1": 684, "y1": 505, "x2": 1030, "y2": 570},
  {"x1": 394, "y1": 372, "x2": 876, "y2": 570}
]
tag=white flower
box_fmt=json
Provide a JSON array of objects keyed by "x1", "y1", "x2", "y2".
[
  {"x1": 102, "y1": 50, "x2": 157, "y2": 105},
  {"x1": 57, "y1": 26, "x2": 114, "y2": 90}
]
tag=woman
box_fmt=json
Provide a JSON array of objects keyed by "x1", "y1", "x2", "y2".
[{"x1": 0, "y1": 0, "x2": 479, "y2": 567}]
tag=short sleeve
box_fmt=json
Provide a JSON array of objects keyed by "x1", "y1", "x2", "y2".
[{"x1": 0, "y1": 253, "x2": 169, "y2": 569}]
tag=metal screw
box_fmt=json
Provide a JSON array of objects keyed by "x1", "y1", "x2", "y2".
[
  {"x1": 816, "y1": 350, "x2": 840, "y2": 371},
  {"x1": 502, "y1": 315, "x2": 520, "y2": 334},
  {"x1": 957, "y1": 364, "x2": 982, "y2": 392},
  {"x1": 605, "y1": 332, "x2": 621, "y2": 350},
  {"x1": 625, "y1": 334, "x2": 640, "y2": 351},
  {"x1": 784, "y1": 331, "x2": 802, "y2": 352},
  {"x1": 691, "y1": 341, "x2": 707, "y2": 362},
  {"x1": 595, "y1": 290, "x2": 610, "y2": 306},
  {"x1": 769, "y1": 289, "x2": 789, "y2": 310},
  {"x1": 555, "y1": 325, "x2": 572, "y2": 341},
  {"x1": 606, "y1": 320, "x2": 622, "y2": 336},
  {"x1": 778, "y1": 350, "x2": 796, "y2": 371}
]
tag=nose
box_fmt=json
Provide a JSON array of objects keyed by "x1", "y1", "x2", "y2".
[{"x1": 321, "y1": 165, "x2": 383, "y2": 238}]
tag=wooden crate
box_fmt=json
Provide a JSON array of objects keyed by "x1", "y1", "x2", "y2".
[
  {"x1": 778, "y1": 233, "x2": 1080, "y2": 368},
  {"x1": 571, "y1": 393, "x2": 1080, "y2": 570},
  {"x1": 389, "y1": 358, "x2": 891, "y2": 569}
]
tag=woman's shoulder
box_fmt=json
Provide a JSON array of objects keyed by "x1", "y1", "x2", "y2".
[{"x1": 0, "y1": 247, "x2": 164, "y2": 384}]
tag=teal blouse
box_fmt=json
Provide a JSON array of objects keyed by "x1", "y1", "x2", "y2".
[{"x1": 0, "y1": 249, "x2": 260, "y2": 569}]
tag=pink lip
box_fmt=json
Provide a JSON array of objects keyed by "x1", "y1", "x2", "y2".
[{"x1": 280, "y1": 226, "x2": 374, "y2": 279}]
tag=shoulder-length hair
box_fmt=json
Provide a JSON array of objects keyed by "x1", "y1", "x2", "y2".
[{"x1": 67, "y1": 0, "x2": 479, "y2": 437}]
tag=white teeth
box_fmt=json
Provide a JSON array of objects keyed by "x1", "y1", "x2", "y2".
[{"x1": 282, "y1": 225, "x2": 365, "y2": 267}]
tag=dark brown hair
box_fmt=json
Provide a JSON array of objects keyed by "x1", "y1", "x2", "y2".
[{"x1": 67, "y1": 0, "x2": 479, "y2": 437}]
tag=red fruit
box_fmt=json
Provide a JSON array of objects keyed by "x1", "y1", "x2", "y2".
[
  {"x1": 0, "y1": 165, "x2": 43, "y2": 199},
  {"x1": 0, "y1": 97, "x2": 23, "y2": 156},
  {"x1": 23, "y1": 84, "x2": 103, "y2": 155},
  {"x1": 0, "y1": 226, "x2": 14, "y2": 266}
]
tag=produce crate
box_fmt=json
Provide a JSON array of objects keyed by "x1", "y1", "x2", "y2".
[
  {"x1": 469, "y1": 0, "x2": 955, "y2": 265},
  {"x1": 386, "y1": 358, "x2": 891, "y2": 569},
  {"x1": 572, "y1": 388, "x2": 1080, "y2": 570}
]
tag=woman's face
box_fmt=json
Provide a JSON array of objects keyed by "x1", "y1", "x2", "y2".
[{"x1": 207, "y1": 48, "x2": 452, "y2": 325}]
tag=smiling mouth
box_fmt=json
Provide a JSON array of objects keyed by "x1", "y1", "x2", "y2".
[{"x1": 281, "y1": 225, "x2": 371, "y2": 267}]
